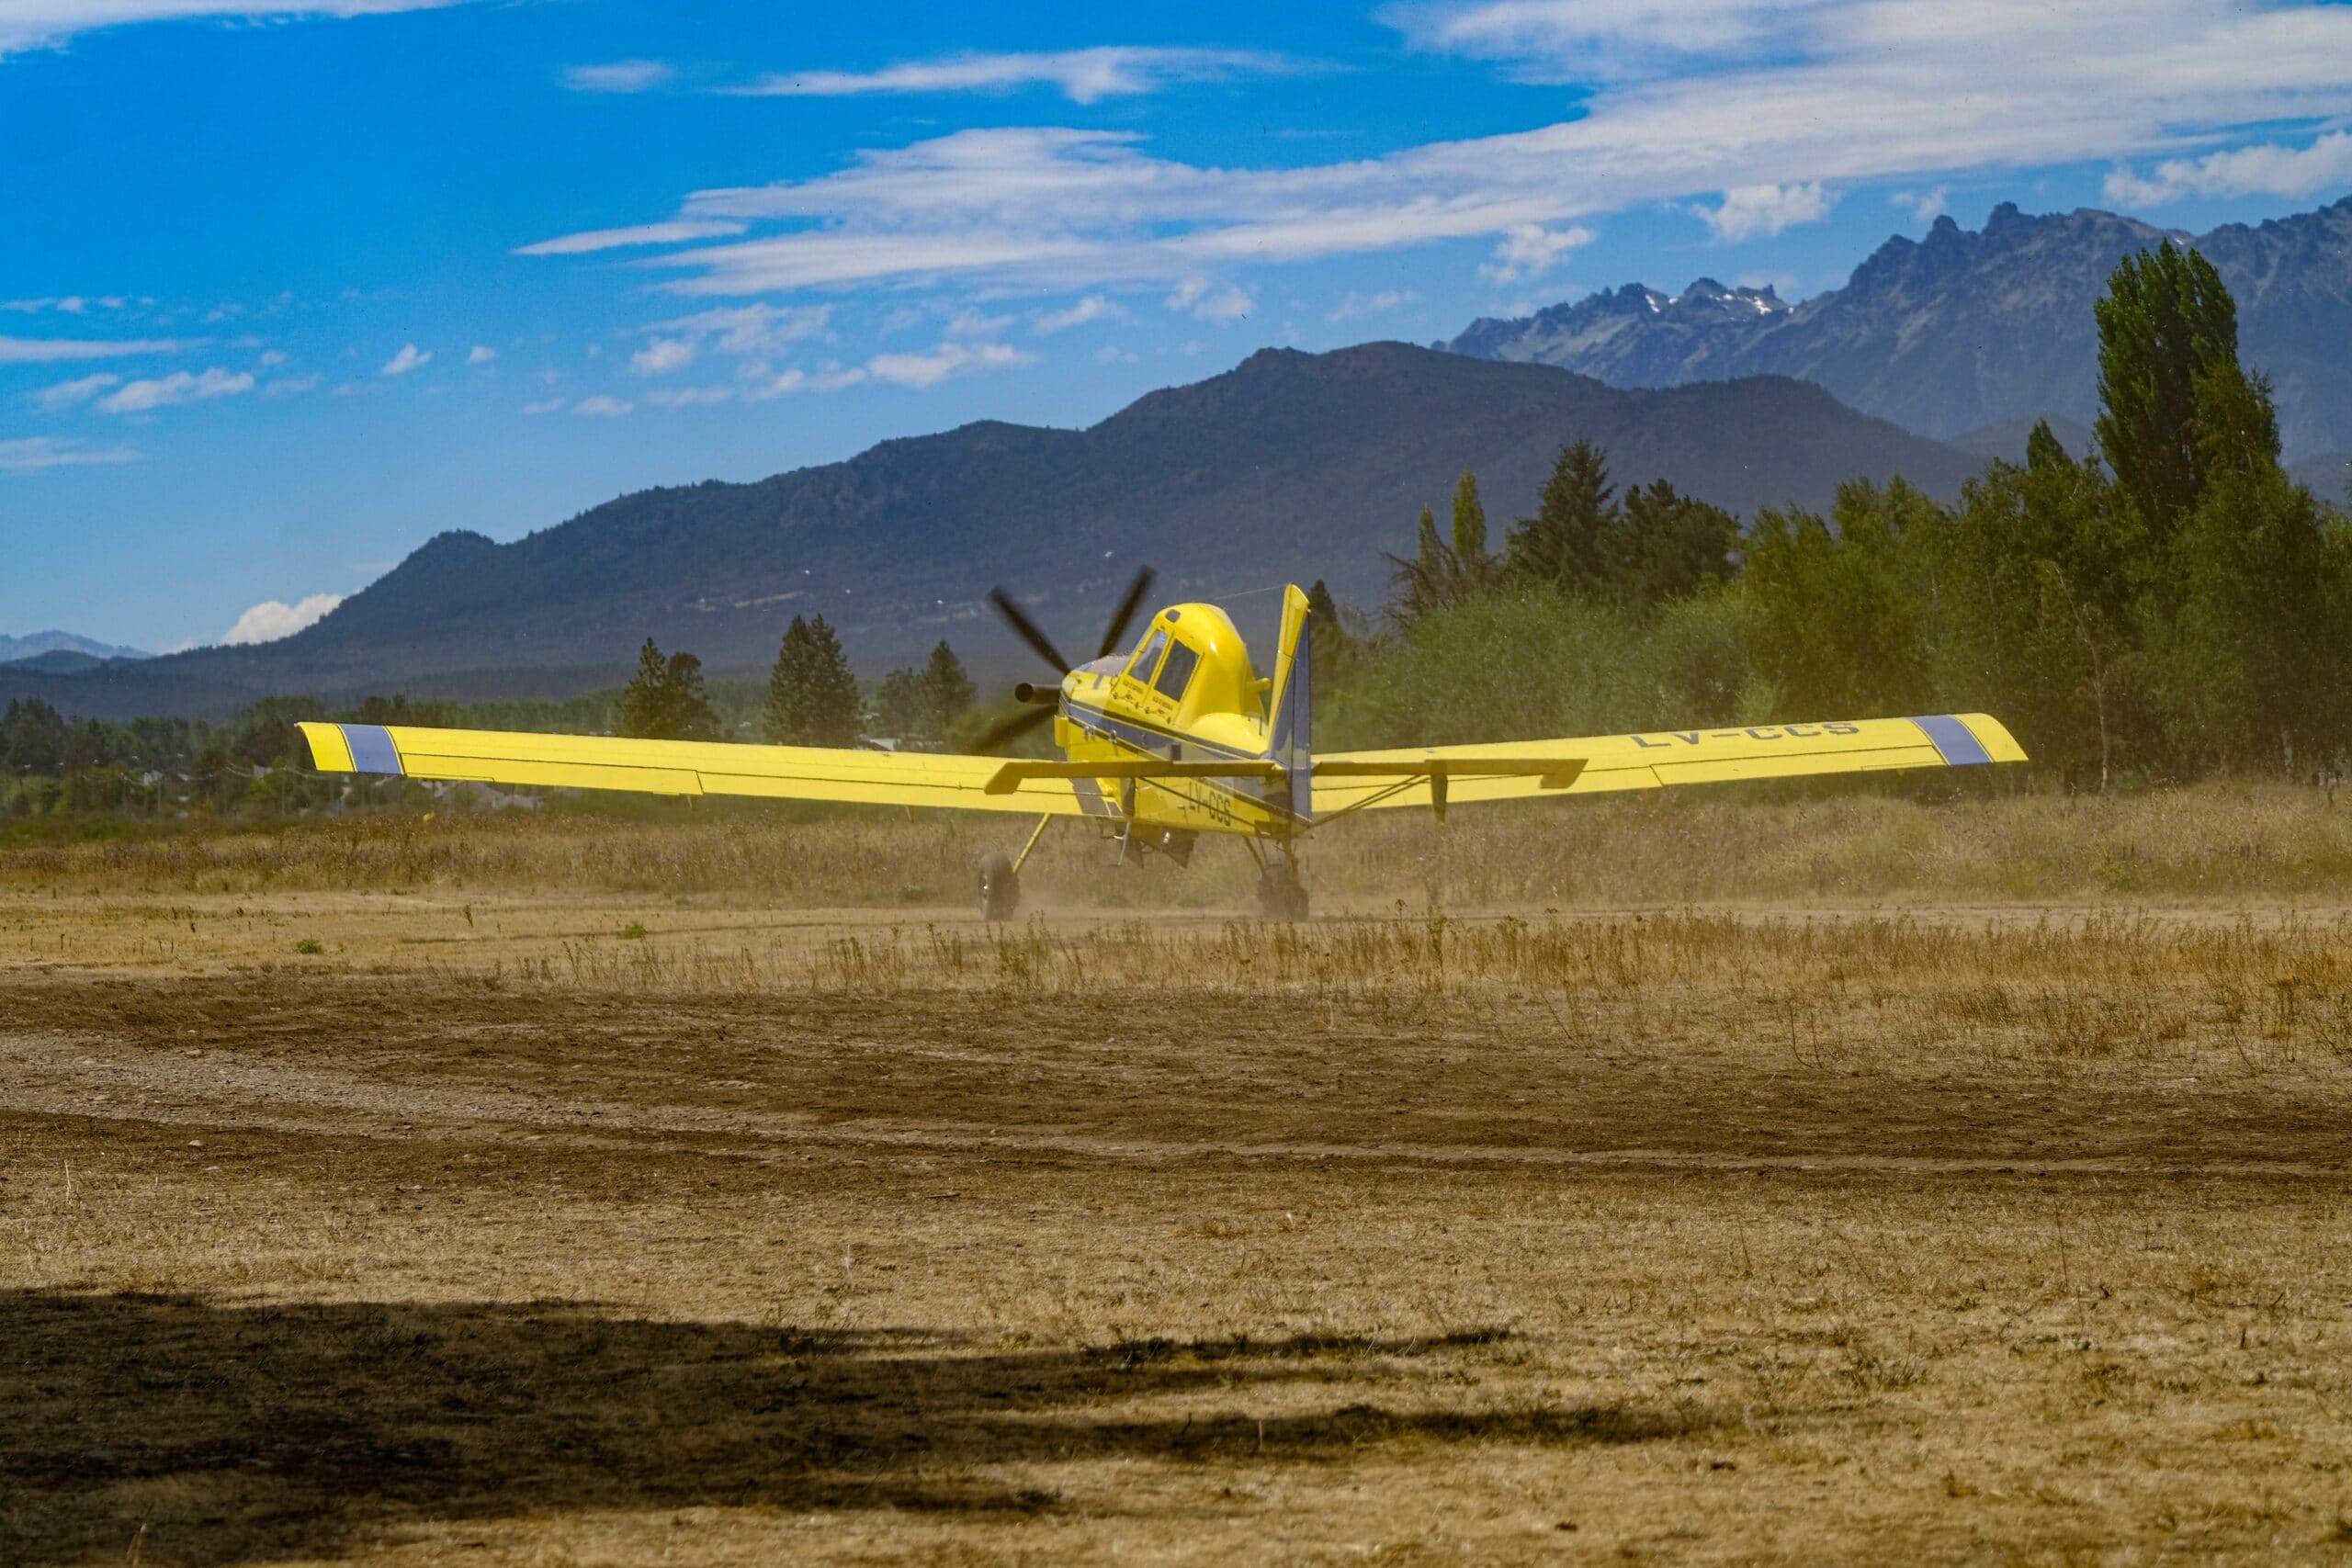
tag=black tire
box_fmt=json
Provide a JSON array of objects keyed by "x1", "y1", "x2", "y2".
[
  {"x1": 978, "y1": 851, "x2": 1020, "y2": 921},
  {"x1": 1257, "y1": 866, "x2": 1308, "y2": 922}
]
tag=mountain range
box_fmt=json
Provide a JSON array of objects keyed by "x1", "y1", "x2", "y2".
[
  {"x1": 1444, "y1": 197, "x2": 2352, "y2": 457},
  {"x1": 4, "y1": 344, "x2": 1973, "y2": 721},
  {"x1": 0, "y1": 630, "x2": 149, "y2": 669}
]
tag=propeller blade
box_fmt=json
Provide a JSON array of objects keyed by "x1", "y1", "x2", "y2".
[
  {"x1": 988, "y1": 587, "x2": 1071, "y2": 675},
  {"x1": 970, "y1": 702, "x2": 1056, "y2": 755},
  {"x1": 1095, "y1": 565, "x2": 1159, "y2": 660}
]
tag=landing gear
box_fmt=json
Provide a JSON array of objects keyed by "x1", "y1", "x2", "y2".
[
  {"x1": 978, "y1": 851, "x2": 1020, "y2": 922},
  {"x1": 978, "y1": 814, "x2": 1055, "y2": 921},
  {"x1": 1254, "y1": 845, "x2": 1310, "y2": 921}
]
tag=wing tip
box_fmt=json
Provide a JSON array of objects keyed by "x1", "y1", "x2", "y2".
[{"x1": 298, "y1": 721, "x2": 356, "y2": 773}]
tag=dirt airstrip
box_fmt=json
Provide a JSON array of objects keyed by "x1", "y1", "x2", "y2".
[{"x1": 5, "y1": 885, "x2": 2352, "y2": 1564}]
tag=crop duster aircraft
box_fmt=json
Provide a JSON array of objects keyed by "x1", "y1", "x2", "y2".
[{"x1": 298, "y1": 569, "x2": 2025, "y2": 919}]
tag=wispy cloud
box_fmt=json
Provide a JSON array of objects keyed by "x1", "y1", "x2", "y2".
[
  {"x1": 644, "y1": 302, "x2": 831, "y2": 355},
  {"x1": 573, "y1": 395, "x2": 633, "y2": 416},
  {"x1": 725, "y1": 47, "x2": 1291, "y2": 105},
  {"x1": 466, "y1": 344, "x2": 497, "y2": 365},
  {"x1": 0, "y1": 435, "x2": 141, "y2": 474},
  {"x1": 96, "y1": 367, "x2": 254, "y2": 413},
  {"x1": 523, "y1": 2, "x2": 2352, "y2": 299},
  {"x1": 864, "y1": 340, "x2": 1032, "y2": 389},
  {"x1": 1690, "y1": 182, "x2": 1833, "y2": 243},
  {"x1": 520, "y1": 397, "x2": 565, "y2": 415},
  {"x1": 1166, "y1": 277, "x2": 1252, "y2": 322},
  {"x1": 30, "y1": 372, "x2": 121, "y2": 411},
  {"x1": 563, "y1": 59, "x2": 673, "y2": 93},
  {"x1": 0, "y1": 335, "x2": 190, "y2": 364},
  {"x1": 219, "y1": 592, "x2": 342, "y2": 647},
  {"x1": 3, "y1": 295, "x2": 128, "y2": 314},
  {"x1": 1326, "y1": 288, "x2": 1419, "y2": 322},
  {"x1": 514, "y1": 219, "x2": 749, "y2": 257},
  {"x1": 647, "y1": 384, "x2": 734, "y2": 407},
  {"x1": 379, "y1": 344, "x2": 431, "y2": 376},
  {"x1": 0, "y1": 2, "x2": 475, "y2": 61},
  {"x1": 1034, "y1": 295, "x2": 1129, "y2": 333},
  {"x1": 2106, "y1": 130, "x2": 2352, "y2": 207}
]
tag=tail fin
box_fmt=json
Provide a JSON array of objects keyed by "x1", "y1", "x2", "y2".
[{"x1": 1265, "y1": 584, "x2": 1312, "y2": 821}]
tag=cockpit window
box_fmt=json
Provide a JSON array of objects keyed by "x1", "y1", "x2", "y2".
[
  {"x1": 1154, "y1": 638, "x2": 1201, "y2": 700},
  {"x1": 1127, "y1": 627, "x2": 1169, "y2": 682}
]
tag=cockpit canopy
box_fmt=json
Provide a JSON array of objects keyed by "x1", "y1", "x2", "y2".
[{"x1": 1120, "y1": 603, "x2": 1258, "y2": 725}]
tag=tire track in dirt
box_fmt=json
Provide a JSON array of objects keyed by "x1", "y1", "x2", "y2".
[{"x1": 8, "y1": 1031, "x2": 2346, "y2": 1182}]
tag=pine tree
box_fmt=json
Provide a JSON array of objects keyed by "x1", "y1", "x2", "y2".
[
  {"x1": 617, "y1": 637, "x2": 721, "y2": 742},
  {"x1": 1389, "y1": 503, "x2": 1459, "y2": 625},
  {"x1": 1612, "y1": 479, "x2": 1738, "y2": 609},
  {"x1": 763, "y1": 615, "x2": 862, "y2": 745},
  {"x1": 1507, "y1": 440, "x2": 1615, "y2": 591},
  {"x1": 918, "y1": 640, "x2": 976, "y2": 736}
]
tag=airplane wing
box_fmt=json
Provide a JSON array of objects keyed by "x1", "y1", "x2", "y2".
[
  {"x1": 1311, "y1": 713, "x2": 2024, "y2": 818},
  {"x1": 298, "y1": 721, "x2": 1096, "y2": 817}
]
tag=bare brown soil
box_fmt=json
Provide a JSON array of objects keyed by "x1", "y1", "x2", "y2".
[{"x1": 6, "y1": 882, "x2": 2352, "y2": 1564}]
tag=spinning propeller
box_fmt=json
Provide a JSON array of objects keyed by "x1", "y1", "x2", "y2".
[{"x1": 972, "y1": 565, "x2": 1158, "y2": 753}]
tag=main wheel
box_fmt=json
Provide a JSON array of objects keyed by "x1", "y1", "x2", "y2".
[
  {"x1": 1256, "y1": 865, "x2": 1309, "y2": 922},
  {"x1": 978, "y1": 851, "x2": 1021, "y2": 921}
]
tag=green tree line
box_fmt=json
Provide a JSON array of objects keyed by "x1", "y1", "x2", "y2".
[{"x1": 1324, "y1": 243, "x2": 2346, "y2": 789}]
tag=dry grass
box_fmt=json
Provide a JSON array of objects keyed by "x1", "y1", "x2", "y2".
[
  {"x1": 6, "y1": 805, "x2": 2352, "y2": 1563},
  {"x1": 11, "y1": 778, "x2": 2352, "y2": 908}
]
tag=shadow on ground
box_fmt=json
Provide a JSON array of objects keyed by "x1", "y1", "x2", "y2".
[{"x1": 2, "y1": 1290, "x2": 1705, "y2": 1565}]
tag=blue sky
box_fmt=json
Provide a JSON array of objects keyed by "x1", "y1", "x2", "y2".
[{"x1": 5, "y1": 0, "x2": 2350, "y2": 652}]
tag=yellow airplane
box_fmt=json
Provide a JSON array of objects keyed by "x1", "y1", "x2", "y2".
[{"x1": 298, "y1": 569, "x2": 2024, "y2": 919}]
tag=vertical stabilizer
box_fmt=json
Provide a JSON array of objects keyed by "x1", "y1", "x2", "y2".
[{"x1": 1265, "y1": 584, "x2": 1312, "y2": 821}]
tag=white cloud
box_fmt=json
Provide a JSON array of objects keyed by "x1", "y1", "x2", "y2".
[
  {"x1": 219, "y1": 592, "x2": 343, "y2": 647},
  {"x1": 1326, "y1": 288, "x2": 1419, "y2": 322},
  {"x1": 1478, "y1": 221, "x2": 1592, "y2": 282},
  {"x1": 863, "y1": 340, "x2": 1033, "y2": 389},
  {"x1": 628, "y1": 336, "x2": 696, "y2": 377},
  {"x1": 255, "y1": 347, "x2": 288, "y2": 367},
  {"x1": 379, "y1": 343, "x2": 431, "y2": 376},
  {"x1": 517, "y1": 3, "x2": 2352, "y2": 301},
  {"x1": 645, "y1": 302, "x2": 831, "y2": 355},
  {"x1": 265, "y1": 373, "x2": 322, "y2": 396},
  {"x1": 466, "y1": 344, "x2": 497, "y2": 365},
  {"x1": 0, "y1": 335, "x2": 190, "y2": 364},
  {"x1": 520, "y1": 397, "x2": 565, "y2": 414},
  {"x1": 96, "y1": 367, "x2": 254, "y2": 413},
  {"x1": 31, "y1": 372, "x2": 120, "y2": 411},
  {"x1": 1691, "y1": 182, "x2": 1834, "y2": 242},
  {"x1": 1034, "y1": 294, "x2": 1128, "y2": 333},
  {"x1": 726, "y1": 47, "x2": 1290, "y2": 106},
  {"x1": 573, "y1": 395, "x2": 633, "y2": 416},
  {"x1": 647, "y1": 384, "x2": 734, "y2": 407},
  {"x1": 1166, "y1": 277, "x2": 1252, "y2": 321},
  {"x1": 0, "y1": 435, "x2": 141, "y2": 474},
  {"x1": 944, "y1": 306, "x2": 1015, "y2": 338},
  {"x1": 1093, "y1": 343, "x2": 1138, "y2": 365},
  {"x1": 2105, "y1": 130, "x2": 2352, "y2": 207},
  {"x1": 0, "y1": 1, "x2": 473, "y2": 60},
  {"x1": 1890, "y1": 185, "x2": 1949, "y2": 222},
  {"x1": 2, "y1": 296, "x2": 123, "y2": 313},
  {"x1": 563, "y1": 59, "x2": 673, "y2": 93},
  {"x1": 514, "y1": 220, "x2": 747, "y2": 257}
]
